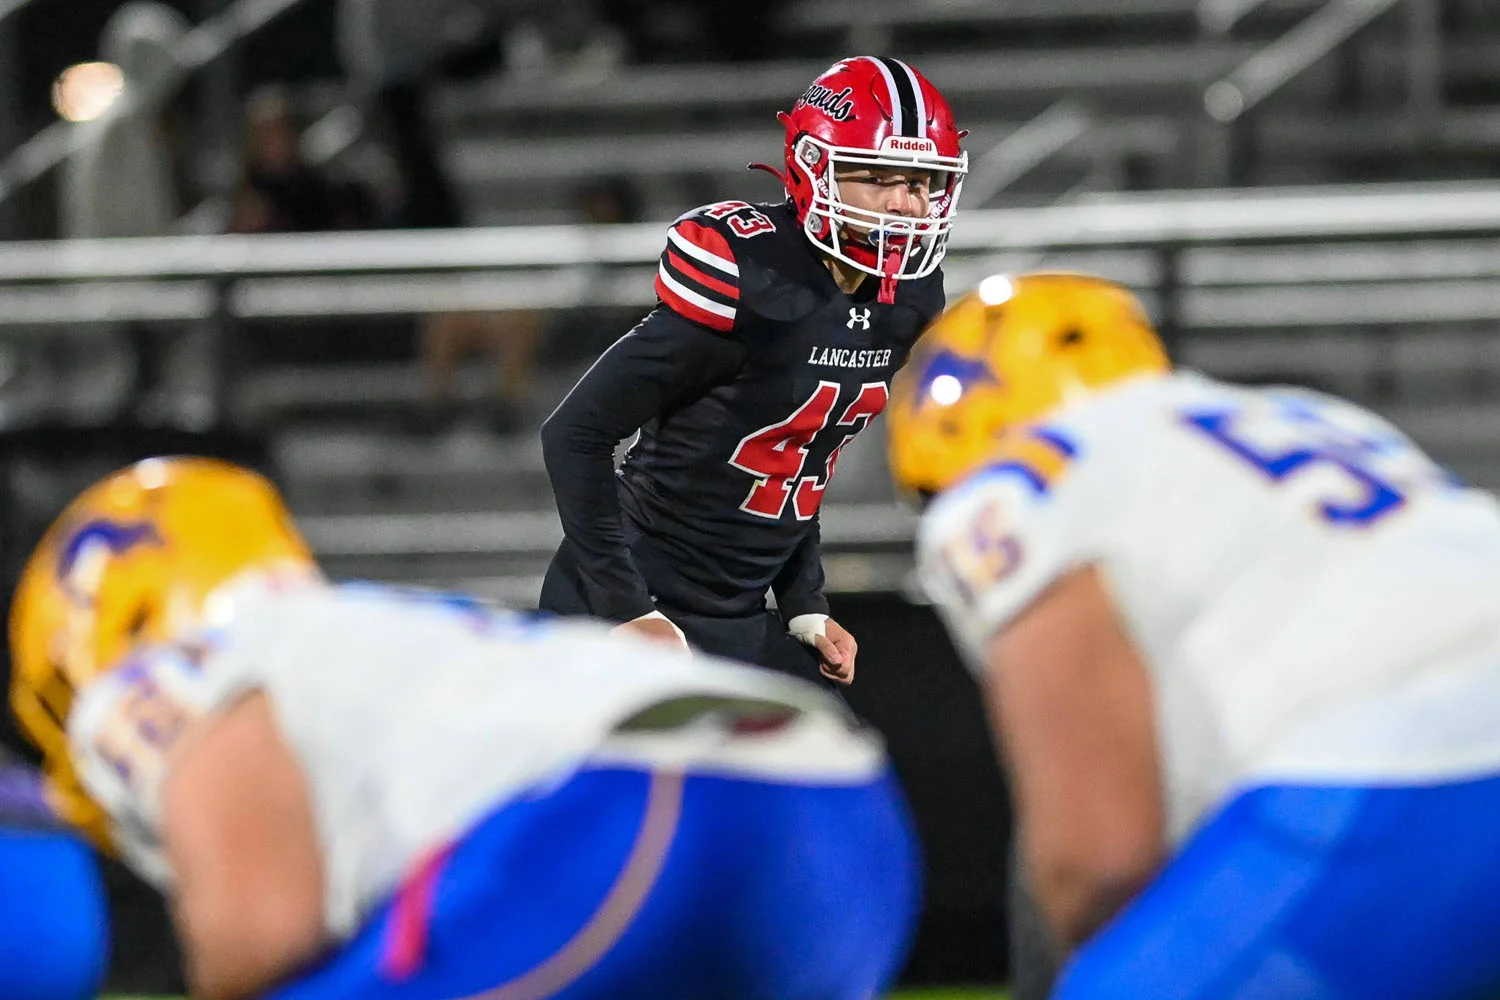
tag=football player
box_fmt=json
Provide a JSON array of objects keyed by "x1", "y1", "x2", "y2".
[
  {"x1": 539, "y1": 56, "x2": 968, "y2": 687},
  {"x1": 10, "y1": 458, "x2": 919, "y2": 1000},
  {"x1": 888, "y1": 272, "x2": 1500, "y2": 1000}
]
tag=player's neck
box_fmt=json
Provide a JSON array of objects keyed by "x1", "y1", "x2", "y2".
[{"x1": 823, "y1": 256, "x2": 869, "y2": 296}]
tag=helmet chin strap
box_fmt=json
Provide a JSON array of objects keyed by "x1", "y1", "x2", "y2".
[{"x1": 879, "y1": 247, "x2": 901, "y2": 305}]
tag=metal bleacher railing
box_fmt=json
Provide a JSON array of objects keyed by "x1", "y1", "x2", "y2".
[
  {"x1": 6, "y1": 182, "x2": 1500, "y2": 598},
  {"x1": 5, "y1": 182, "x2": 1500, "y2": 321},
  {"x1": 1204, "y1": 0, "x2": 1424, "y2": 123}
]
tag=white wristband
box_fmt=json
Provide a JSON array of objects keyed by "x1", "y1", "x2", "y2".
[{"x1": 786, "y1": 613, "x2": 829, "y2": 646}]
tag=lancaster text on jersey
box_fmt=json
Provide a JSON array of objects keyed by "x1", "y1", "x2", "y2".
[{"x1": 807, "y1": 346, "x2": 895, "y2": 368}]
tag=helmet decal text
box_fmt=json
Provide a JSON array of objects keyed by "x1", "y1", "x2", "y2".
[{"x1": 798, "y1": 84, "x2": 856, "y2": 122}]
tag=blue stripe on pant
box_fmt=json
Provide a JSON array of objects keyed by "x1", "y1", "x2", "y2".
[
  {"x1": 1056, "y1": 772, "x2": 1500, "y2": 1000},
  {"x1": 271, "y1": 765, "x2": 920, "y2": 1000}
]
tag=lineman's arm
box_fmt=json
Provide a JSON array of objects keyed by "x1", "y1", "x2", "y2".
[
  {"x1": 539, "y1": 307, "x2": 744, "y2": 624},
  {"x1": 985, "y1": 565, "x2": 1165, "y2": 949},
  {"x1": 67, "y1": 651, "x2": 326, "y2": 999},
  {"x1": 162, "y1": 692, "x2": 325, "y2": 1000},
  {"x1": 915, "y1": 429, "x2": 1163, "y2": 951}
]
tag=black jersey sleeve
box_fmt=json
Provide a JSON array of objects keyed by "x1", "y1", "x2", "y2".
[
  {"x1": 771, "y1": 516, "x2": 831, "y2": 621},
  {"x1": 540, "y1": 307, "x2": 746, "y2": 622}
]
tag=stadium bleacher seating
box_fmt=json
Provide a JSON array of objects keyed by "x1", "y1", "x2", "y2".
[{"x1": 10, "y1": 0, "x2": 1500, "y2": 601}]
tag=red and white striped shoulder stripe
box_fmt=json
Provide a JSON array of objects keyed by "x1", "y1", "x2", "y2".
[{"x1": 655, "y1": 218, "x2": 741, "y2": 332}]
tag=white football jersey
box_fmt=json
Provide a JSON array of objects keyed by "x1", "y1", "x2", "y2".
[
  {"x1": 67, "y1": 581, "x2": 882, "y2": 938},
  {"x1": 919, "y1": 371, "x2": 1500, "y2": 843}
]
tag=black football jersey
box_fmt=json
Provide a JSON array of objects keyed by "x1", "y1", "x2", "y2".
[{"x1": 541, "y1": 200, "x2": 944, "y2": 621}]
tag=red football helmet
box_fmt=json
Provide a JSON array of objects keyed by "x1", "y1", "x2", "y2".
[{"x1": 772, "y1": 57, "x2": 968, "y2": 283}]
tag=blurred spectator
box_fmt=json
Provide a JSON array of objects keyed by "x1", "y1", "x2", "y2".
[
  {"x1": 228, "y1": 86, "x2": 401, "y2": 424},
  {"x1": 416, "y1": 312, "x2": 543, "y2": 434},
  {"x1": 59, "y1": 1, "x2": 185, "y2": 240},
  {"x1": 354, "y1": 79, "x2": 535, "y2": 435},
  {"x1": 338, "y1": 0, "x2": 623, "y2": 436},
  {"x1": 230, "y1": 86, "x2": 379, "y2": 234},
  {"x1": 56, "y1": 2, "x2": 192, "y2": 428},
  {"x1": 333, "y1": 0, "x2": 626, "y2": 437},
  {"x1": 375, "y1": 80, "x2": 462, "y2": 229},
  {"x1": 415, "y1": 176, "x2": 642, "y2": 435},
  {"x1": 537, "y1": 174, "x2": 645, "y2": 366}
]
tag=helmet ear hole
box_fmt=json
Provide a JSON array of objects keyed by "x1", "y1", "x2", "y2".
[
  {"x1": 1058, "y1": 328, "x2": 1086, "y2": 347},
  {"x1": 124, "y1": 603, "x2": 152, "y2": 640},
  {"x1": 38, "y1": 666, "x2": 73, "y2": 724}
]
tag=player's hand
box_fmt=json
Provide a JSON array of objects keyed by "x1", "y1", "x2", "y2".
[
  {"x1": 612, "y1": 612, "x2": 690, "y2": 651},
  {"x1": 788, "y1": 614, "x2": 857, "y2": 685},
  {"x1": 813, "y1": 618, "x2": 857, "y2": 685}
]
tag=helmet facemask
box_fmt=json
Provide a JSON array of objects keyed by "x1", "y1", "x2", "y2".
[{"x1": 791, "y1": 133, "x2": 967, "y2": 282}]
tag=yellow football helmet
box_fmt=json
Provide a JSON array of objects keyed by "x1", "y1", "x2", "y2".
[
  {"x1": 9, "y1": 457, "x2": 315, "y2": 843},
  {"x1": 889, "y1": 272, "x2": 1170, "y2": 497}
]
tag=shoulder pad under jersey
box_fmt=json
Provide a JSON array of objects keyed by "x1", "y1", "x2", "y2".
[
  {"x1": 654, "y1": 202, "x2": 762, "y2": 332},
  {"x1": 657, "y1": 201, "x2": 835, "y2": 328}
]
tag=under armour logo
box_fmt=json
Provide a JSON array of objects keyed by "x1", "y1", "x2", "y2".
[{"x1": 847, "y1": 307, "x2": 872, "y2": 330}]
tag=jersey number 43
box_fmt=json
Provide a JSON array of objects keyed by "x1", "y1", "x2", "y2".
[{"x1": 730, "y1": 381, "x2": 889, "y2": 520}]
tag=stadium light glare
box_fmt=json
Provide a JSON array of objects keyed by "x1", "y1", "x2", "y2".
[
  {"x1": 930, "y1": 374, "x2": 964, "y2": 406},
  {"x1": 977, "y1": 274, "x2": 1015, "y2": 306},
  {"x1": 52, "y1": 62, "x2": 125, "y2": 123}
]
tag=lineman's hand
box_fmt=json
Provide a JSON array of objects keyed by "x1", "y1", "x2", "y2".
[
  {"x1": 789, "y1": 615, "x2": 857, "y2": 685},
  {"x1": 612, "y1": 612, "x2": 690, "y2": 651}
]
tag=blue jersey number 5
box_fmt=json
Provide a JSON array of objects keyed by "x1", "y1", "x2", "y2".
[{"x1": 1180, "y1": 396, "x2": 1453, "y2": 527}]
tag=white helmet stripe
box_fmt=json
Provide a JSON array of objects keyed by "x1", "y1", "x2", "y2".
[
  {"x1": 863, "y1": 56, "x2": 904, "y2": 137},
  {"x1": 893, "y1": 59, "x2": 927, "y2": 138}
]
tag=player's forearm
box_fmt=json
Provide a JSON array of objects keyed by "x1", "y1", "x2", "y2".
[
  {"x1": 1020, "y1": 792, "x2": 1164, "y2": 950},
  {"x1": 776, "y1": 590, "x2": 831, "y2": 620},
  {"x1": 542, "y1": 308, "x2": 743, "y2": 621},
  {"x1": 772, "y1": 527, "x2": 831, "y2": 619},
  {"x1": 773, "y1": 561, "x2": 831, "y2": 618},
  {"x1": 165, "y1": 694, "x2": 327, "y2": 1000},
  {"x1": 540, "y1": 415, "x2": 656, "y2": 620},
  {"x1": 1029, "y1": 845, "x2": 1156, "y2": 950}
]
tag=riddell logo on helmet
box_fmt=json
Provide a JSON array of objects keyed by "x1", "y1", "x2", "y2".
[
  {"x1": 881, "y1": 136, "x2": 938, "y2": 154},
  {"x1": 799, "y1": 84, "x2": 856, "y2": 122}
]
